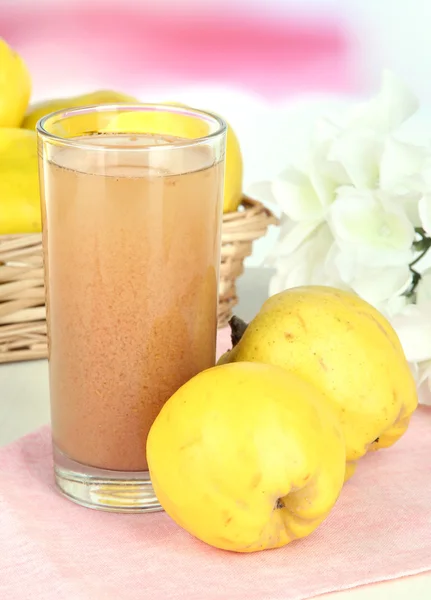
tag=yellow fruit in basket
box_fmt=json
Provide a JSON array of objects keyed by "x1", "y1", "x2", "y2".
[
  {"x1": 0, "y1": 129, "x2": 40, "y2": 234},
  {"x1": 21, "y1": 89, "x2": 139, "y2": 132},
  {"x1": 105, "y1": 101, "x2": 243, "y2": 214},
  {"x1": 221, "y1": 121, "x2": 243, "y2": 213},
  {"x1": 147, "y1": 362, "x2": 346, "y2": 553},
  {"x1": 218, "y1": 286, "x2": 418, "y2": 481},
  {"x1": 0, "y1": 39, "x2": 31, "y2": 127}
]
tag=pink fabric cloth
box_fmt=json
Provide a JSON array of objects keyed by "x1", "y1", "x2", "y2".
[{"x1": 0, "y1": 328, "x2": 430, "y2": 599}]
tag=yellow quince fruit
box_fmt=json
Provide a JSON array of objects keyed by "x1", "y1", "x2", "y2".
[
  {"x1": 0, "y1": 38, "x2": 31, "y2": 127},
  {"x1": 147, "y1": 362, "x2": 346, "y2": 553},
  {"x1": 0, "y1": 129, "x2": 40, "y2": 234},
  {"x1": 21, "y1": 89, "x2": 138, "y2": 132},
  {"x1": 218, "y1": 286, "x2": 418, "y2": 481},
  {"x1": 221, "y1": 120, "x2": 243, "y2": 213}
]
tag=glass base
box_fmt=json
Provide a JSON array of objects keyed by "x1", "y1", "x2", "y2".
[{"x1": 53, "y1": 446, "x2": 162, "y2": 513}]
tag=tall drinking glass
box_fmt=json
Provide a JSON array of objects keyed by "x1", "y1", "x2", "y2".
[{"x1": 37, "y1": 104, "x2": 226, "y2": 512}]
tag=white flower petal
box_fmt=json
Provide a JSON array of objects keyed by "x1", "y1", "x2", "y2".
[
  {"x1": 308, "y1": 151, "x2": 339, "y2": 207},
  {"x1": 267, "y1": 218, "x2": 323, "y2": 262},
  {"x1": 311, "y1": 142, "x2": 350, "y2": 189},
  {"x1": 346, "y1": 70, "x2": 419, "y2": 134},
  {"x1": 416, "y1": 271, "x2": 431, "y2": 305},
  {"x1": 246, "y1": 180, "x2": 276, "y2": 205},
  {"x1": 416, "y1": 359, "x2": 431, "y2": 386},
  {"x1": 340, "y1": 242, "x2": 413, "y2": 269},
  {"x1": 391, "y1": 302, "x2": 431, "y2": 362},
  {"x1": 380, "y1": 137, "x2": 428, "y2": 191},
  {"x1": 408, "y1": 235, "x2": 431, "y2": 275},
  {"x1": 326, "y1": 245, "x2": 412, "y2": 306},
  {"x1": 420, "y1": 160, "x2": 431, "y2": 188},
  {"x1": 271, "y1": 168, "x2": 324, "y2": 222},
  {"x1": 418, "y1": 194, "x2": 431, "y2": 235},
  {"x1": 326, "y1": 246, "x2": 358, "y2": 284},
  {"x1": 327, "y1": 129, "x2": 383, "y2": 189},
  {"x1": 329, "y1": 188, "x2": 415, "y2": 266},
  {"x1": 413, "y1": 362, "x2": 431, "y2": 406},
  {"x1": 350, "y1": 265, "x2": 412, "y2": 306},
  {"x1": 396, "y1": 191, "x2": 423, "y2": 229},
  {"x1": 307, "y1": 117, "x2": 350, "y2": 200},
  {"x1": 312, "y1": 116, "x2": 342, "y2": 146},
  {"x1": 269, "y1": 223, "x2": 337, "y2": 293},
  {"x1": 384, "y1": 294, "x2": 409, "y2": 317}
]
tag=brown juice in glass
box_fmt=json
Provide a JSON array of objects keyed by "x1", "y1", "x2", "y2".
[{"x1": 42, "y1": 134, "x2": 223, "y2": 472}]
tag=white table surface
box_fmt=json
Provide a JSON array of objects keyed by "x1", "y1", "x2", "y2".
[{"x1": 0, "y1": 267, "x2": 429, "y2": 600}]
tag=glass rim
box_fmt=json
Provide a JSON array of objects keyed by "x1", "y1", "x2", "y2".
[{"x1": 36, "y1": 102, "x2": 227, "y2": 151}]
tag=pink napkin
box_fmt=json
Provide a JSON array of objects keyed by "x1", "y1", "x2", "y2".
[{"x1": 1, "y1": 328, "x2": 431, "y2": 600}]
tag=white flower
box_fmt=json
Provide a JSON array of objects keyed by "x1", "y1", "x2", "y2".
[
  {"x1": 328, "y1": 188, "x2": 415, "y2": 267},
  {"x1": 325, "y1": 244, "x2": 412, "y2": 308},
  {"x1": 379, "y1": 137, "x2": 429, "y2": 193},
  {"x1": 416, "y1": 269, "x2": 431, "y2": 304},
  {"x1": 378, "y1": 138, "x2": 430, "y2": 230},
  {"x1": 326, "y1": 128, "x2": 383, "y2": 189},
  {"x1": 418, "y1": 193, "x2": 431, "y2": 236},
  {"x1": 308, "y1": 118, "x2": 351, "y2": 192},
  {"x1": 271, "y1": 168, "x2": 327, "y2": 223},
  {"x1": 345, "y1": 70, "x2": 419, "y2": 134},
  {"x1": 268, "y1": 220, "x2": 341, "y2": 296},
  {"x1": 391, "y1": 302, "x2": 431, "y2": 363},
  {"x1": 266, "y1": 217, "x2": 322, "y2": 261}
]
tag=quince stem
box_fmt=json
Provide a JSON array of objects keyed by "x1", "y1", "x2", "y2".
[{"x1": 228, "y1": 315, "x2": 248, "y2": 347}]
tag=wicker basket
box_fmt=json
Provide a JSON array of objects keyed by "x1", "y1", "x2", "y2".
[{"x1": 0, "y1": 197, "x2": 277, "y2": 364}]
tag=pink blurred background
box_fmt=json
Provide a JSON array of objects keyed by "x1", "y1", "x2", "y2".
[{"x1": 1, "y1": 0, "x2": 360, "y2": 101}]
